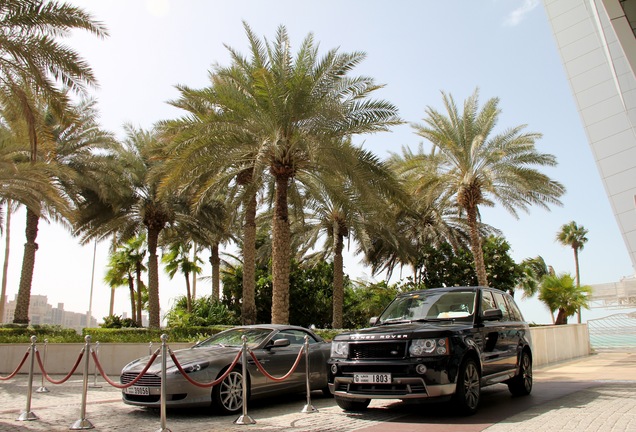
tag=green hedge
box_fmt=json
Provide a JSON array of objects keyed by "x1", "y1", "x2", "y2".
[
  {"x1": 0, "y1": 325, "x2": 83, "y2": 343},
  {"x1": 81, "y1": 326, "x2": 233, "y2": 343}
]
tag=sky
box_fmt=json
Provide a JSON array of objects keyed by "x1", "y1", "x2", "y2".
[{"x1": 2, "y1": 0, "x2": 636, "y2": 326}]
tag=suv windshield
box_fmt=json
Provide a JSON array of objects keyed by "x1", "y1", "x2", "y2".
[{"x1": 377, "y1": 290, "x2": 476, "y2": 324}]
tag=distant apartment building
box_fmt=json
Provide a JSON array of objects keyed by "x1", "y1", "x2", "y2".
[
  {"x1": 2, "y1": 294, "x2": 97, "y2": 333},
  {"x1": 544, "y1": 0, "x2": 636, "y2": 274}
]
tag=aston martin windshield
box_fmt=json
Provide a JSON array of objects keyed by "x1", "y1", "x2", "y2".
[
  {"x1": 195, "y1": 328, "x2": 272, "y2": 348},
  {"x1": 377, "y1": 290, "x2": 476, "y2": 325}
]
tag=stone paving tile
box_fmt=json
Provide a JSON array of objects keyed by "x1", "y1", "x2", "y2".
[
  {"x1": 2, "y1": 353, "x2": 636, "y2": 432},
  {"x1": 482, "y1": 384, "x2": 636, "y2": 432},
  {"x1": 0, "y1": 375, "x2": 404, "y2": 432}
]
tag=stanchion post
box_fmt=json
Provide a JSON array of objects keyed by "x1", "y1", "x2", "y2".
[
  {"x1": 36, "y1": 338, "x2": 50, "y2": 393},
  {"x1": 155, "y1": 334, "x2": 171, "y2": 432},
  {"x1": 301, "y1": 335, "x2": 318, "y2": 413},
  {"x1": 233, "y1": 335, "x2": 256, "y2": 425},
  {"x1": 149, "y1": 341, "x2": 153, "y2": 356},
  {"x1": 89, "y1": 341, "x2": 102, "y2": 389},
  {"x1": 70, "y1": 335, "x2": 94, "y2": 430},
  {"x1": 16, "y1": 335, "x2": 38, "y2": 421}
]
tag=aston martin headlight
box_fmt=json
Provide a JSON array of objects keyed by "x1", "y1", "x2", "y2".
[
  {"x1": 330, "y1": 341, "x2": 349, "y2": 359},
  {"x1": 409, "y1": 338, "x2": 449, "y2": 357},
  {"x1": 173, "y1": 361, "x2": 210, "y2": 374}
]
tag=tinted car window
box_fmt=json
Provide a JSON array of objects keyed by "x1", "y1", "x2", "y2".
[
  {"x1": 481, "y1": 290, "x2": 497, "y2": 315},
  {"x1": 492, "y1": 291, "x2": 511, "y2": 321},
  {"x1": 505, "y1": 295, "x2": 524, "y2": 322},
  {"x1": 274, "y1": 330, "x2": 318, "y2": 345}
]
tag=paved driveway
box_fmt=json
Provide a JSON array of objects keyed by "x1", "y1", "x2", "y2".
[{"x1": 0, "y1": 352, "x2": 634, "y2": 432}]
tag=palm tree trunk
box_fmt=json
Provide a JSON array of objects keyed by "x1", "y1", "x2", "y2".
[
  {"x1": 0, "y1": 202, "x2": 12, "y2": 323},
  {"x1": 574, "y1": 248, "x2": 581, "y2": 324},
  {"x1": 184, "y1": 271, "x2": 192, "y2": 313},
  {"x1": 192, "y1": 246, "x2": 197, "y2": 301},
  {"x1": 242, "y1": 193, "x2": 257, "y2": 324},
  {"x1": 109, "y1": 286, "x2": 115, "y2": 317},
  {"x1": 555, "y1": 308, "x2": 568, "y2": 325},
  {"x1": 13, "y1": 209, "x2": 39, "y2": 324},
  {"x1": 147, "y1": 227, "x2": 161, "y2": 328},
  {"x1": 466, "y1": 205, "x2": 488, "y2": 287},
  {"x1": 271, "y1": 174, "x2": 291, "y2": 324},
  {"x1": 332, "y1": 232, "x2": 344, "y2": 329},
  {"x1": 135, "y1": 262, "x2": 143, "y2": 326},
  {"x1": 128, "y1": 275, "x2": 136, "y2": 321},
  {"x1": 210, "y1": 243, "x2": 220, "y2": 300}
]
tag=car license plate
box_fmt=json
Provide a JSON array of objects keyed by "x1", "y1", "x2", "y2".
[
  {"x1": 353, "y1": 373, "x2": 391, "y2": 384},
  {"x1": 124, "y1": 386, "x2": 150, "y2": 395}
]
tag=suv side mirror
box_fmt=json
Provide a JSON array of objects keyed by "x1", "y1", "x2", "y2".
[
  {"x1": 369, "y1": 317, "x2": 378, "y2": 326},
  {"x1": 482, "y1": 308, "x2": 503, "y2": 321}
]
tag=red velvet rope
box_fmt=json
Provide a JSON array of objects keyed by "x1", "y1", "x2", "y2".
[
  {"x1": 248, "y1": 345, "x2": 305, "y2": 382},
  {"x1": 91, "y1": 348, "x2": 160, "y2": 389},
  {"x1": 35, "y1": 348, "x2": 84, "y2": 385},
  {"x1": 0, "y1": 349, "x2": 30, "y2": 381},
  {"x1": 169, "y1": 348, "x2": 242, "y2": 388}
]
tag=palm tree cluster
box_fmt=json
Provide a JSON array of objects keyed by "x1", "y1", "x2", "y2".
[
  {"x1": 515, "y1": 221, "x2": 591, "y2": 324},
  {"x1": 0, "y1": 4, "x2": 567, "y2": 329}
]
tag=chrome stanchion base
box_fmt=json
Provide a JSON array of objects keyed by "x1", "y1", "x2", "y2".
[
  {"x1": 154, "y1": 428, "x2": 172, "y2": 432},
  {"x1": 301, "y1": 403, "x2": 318, "y2": 413},
  {"x1": 233, "y1": 414, "x2": 256, "y2": 425},
  {"x1": 16, "y1": 410, "x2": 38, "y2": 421},
  {"x1": 88, "y1": 383, "x2": 102, "y2": 389},
  {"x1": 69, "y1": 418, "x2": 94, "y2": 430},
  {"x1": 35, "y1": 386, "x2": 50, "y2": 393}
]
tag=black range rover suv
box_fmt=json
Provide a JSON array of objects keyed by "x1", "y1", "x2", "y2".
[{"x1": 328, "y1": 286, "x2": 533, "y2": 415}]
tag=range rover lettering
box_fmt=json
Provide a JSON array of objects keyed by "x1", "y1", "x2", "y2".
[{"x1": 328, "y1": 286, "x2": 533, "y2": 415}]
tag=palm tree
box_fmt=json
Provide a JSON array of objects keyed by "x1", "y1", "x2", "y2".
[
  {"x1": 104, "y1": 245, "x2": 138, "y2": 322},
  {"x1": 517, "y1": 255, "x2": 552, "y2": 298},
  {"x1": 161, "y1": 241, "x2": 202, "y2": 313},
  {"x1": 212, "y1": 23, "x2": 402, "y2": 324},
  {"x1": 159, "y1": 81, "x2": 259, "y2": 324},
  {"x1": 0, "y1": 0, "x2": 107, "y2": 324},
  {"x1": 0, "y1": 125, "x2": 65, "y2": 322},
  {"x1": 74, "y1": 125, "x2": 181, "y2": 328},
  {"x1": 4, "y1": 96, "x2": 114, "y2": 324},
  {"x1": 299, "y1": 143, "x2": 407, "y2": 328},
  {"x1": 539, "y1": 272, "x2": 591, "y2": 325},
  {"x1": 556, "y1": 221, "x2": 588, "y2": 323},
  {"x1": 413, "y1": 88, "x2": 565, "y2": 287},
  {"x1": 110, "y1": 234, "x2": 147, "y2": 324},
  {"x1": 380, "y1": 145, "x2": 494, "y2": 283},
  {"x1": 0, "y1": 0, "x2": 107, "y2": 104}
]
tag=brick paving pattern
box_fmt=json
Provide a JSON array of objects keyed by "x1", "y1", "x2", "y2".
[{"x1": 0, "y1": 352, "x2": 635, "y2": 431}]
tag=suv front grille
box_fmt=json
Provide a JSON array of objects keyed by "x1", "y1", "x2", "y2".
[{"x1": 349, "y1": 342, "x2": 407, "y2": 360}]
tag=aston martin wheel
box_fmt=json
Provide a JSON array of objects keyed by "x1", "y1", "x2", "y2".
[
  {"x1": 453, "y1": 357, "x2": 480, "y2": 415},
  {"x1": 212, "y1": 369, "x2": 245, "y2": 415}
]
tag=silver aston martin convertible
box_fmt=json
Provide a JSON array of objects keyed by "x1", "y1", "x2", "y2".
[{"x1": 120, "y1": 324, "x2": 331, "y2": 414}]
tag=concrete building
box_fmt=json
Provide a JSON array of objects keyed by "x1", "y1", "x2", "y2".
[
  {"x1": 543, "y1": 0, "x2": 636, "y2": 278},
  {"x1": 2, "y1": 294, "x2": 97, "y2": 333}
]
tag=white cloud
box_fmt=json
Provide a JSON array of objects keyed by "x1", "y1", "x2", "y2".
[{"x1": 504, "y1": 0, "x2": 540, "y2": 26}]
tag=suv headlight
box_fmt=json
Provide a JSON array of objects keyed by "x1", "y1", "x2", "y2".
[
  {"x1": 331, "y1": 341, "x2": 349, "y2": 359},
  {"x1": 409, "y1": 338, "x2": 449, "y2": 357}
]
